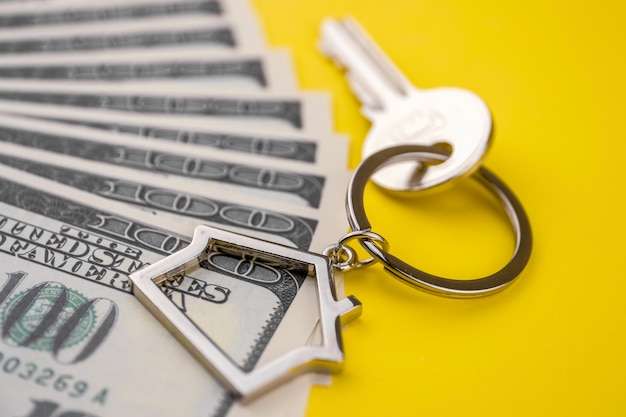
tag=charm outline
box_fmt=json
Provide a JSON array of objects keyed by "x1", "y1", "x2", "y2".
[{"x1": 130, "y1": 225, "x2": 361, "y2": 400}]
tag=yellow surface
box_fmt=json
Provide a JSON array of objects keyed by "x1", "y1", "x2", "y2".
[{"x1": 251, "y1": 1, "x2": 626, "y2": 416}]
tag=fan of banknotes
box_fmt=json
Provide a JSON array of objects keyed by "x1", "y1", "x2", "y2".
[{"x1": 0, "y1": 1, "x2": 352, "y2": 416}]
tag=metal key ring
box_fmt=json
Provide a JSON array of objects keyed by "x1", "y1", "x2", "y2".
[{"x1": 346, "y1": 144, "x2": 532, "y2": 298}]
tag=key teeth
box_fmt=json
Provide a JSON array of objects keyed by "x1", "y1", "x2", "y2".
[
  {"x1": 318, "y1": 41, "x2": 347, "y2": 70},
  {"x1": 346, "y1": 72, "x2": 380, "y2": 112},
  {"x1": 319, "y1": 18, "x2": 356, "y2": 71},
  {"x1": 361, "y1": 106, "x2": 382, "y2": 120},
  {"x1": 321, "y1": 47, "x2": 378, "y2": 114}
]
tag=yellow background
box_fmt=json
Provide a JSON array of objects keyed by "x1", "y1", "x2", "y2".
[{"x1": 251, "y1": 1, "x2": 625, "y2": 416}]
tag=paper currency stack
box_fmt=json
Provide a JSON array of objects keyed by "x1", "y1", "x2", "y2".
[{"x1": 0, "y1": 1, "x2": 351, "y2": 416}]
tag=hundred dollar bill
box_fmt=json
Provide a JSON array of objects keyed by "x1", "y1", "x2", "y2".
[
  {"x1": 0, "y1": 0, "x2": 259, "y2": 33},
  {"x1": 0, "y1": 49, "x2": 297, "y2": 91},
  {"x1": 0, "y1": 0, "x2": 223, "y2": 29},
  {"x1": 0, "y1": 114, "x2": 346, "y2": 210},
  {"x1": 0, "y1": 26, "x2": 236, "y2": 55},
  {"x1": 0, "y1": 14, "x2": 264, "y2": 57},
  {"x1": 0, "y1": 163, "x2": 322, "y2": 417},
  {"x1": 44, "y1": 117, "x2": 317, "y2": 162},
  {"x1": 0, "y1": 82, "x2": 333, "y2": 134},
  {"x1": 0, "y1": 0, "x2": 259, "y2": 27},
  {"x1": 0, "y1": 141, "x2": 347, "y2": 252},
  {"x1": 32, "y1": 114, "x2": 347, "y2": 166}
]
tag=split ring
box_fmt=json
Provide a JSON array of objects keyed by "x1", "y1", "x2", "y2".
[{"x1": 346, "y1": 145, "x2": 532, "y2": 298}]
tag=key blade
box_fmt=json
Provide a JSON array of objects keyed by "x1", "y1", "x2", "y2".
[
  {"x1": 319, "y1": 31, "x2": 382, "y2": 110},
  {"x1": 319, "y1": 20, "x2": 386, "y2": 110},
  {"x1": 319, "y1": 17, "x2": 411, "y2": 114},
  {"x1": 339, "y1": 18, "x2": 412, "y2": 96}
]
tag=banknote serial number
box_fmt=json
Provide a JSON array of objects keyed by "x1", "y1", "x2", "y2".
[{"x1": 0, "y1": 350, "x2": 107, "y2": 402}]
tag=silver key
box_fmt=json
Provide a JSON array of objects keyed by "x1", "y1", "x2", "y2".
[{"x1": 319, "y1": 17, "x2": 492, "y2": 191}]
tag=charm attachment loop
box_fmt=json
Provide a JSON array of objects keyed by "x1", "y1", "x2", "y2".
[{"x1": 323, "y1": 230, "x2": 388, "y2": 272}]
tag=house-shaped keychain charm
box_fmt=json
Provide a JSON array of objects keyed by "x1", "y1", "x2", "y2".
[{"x1": 130, "y1": 225, "x2": 362, "y2": 400}]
